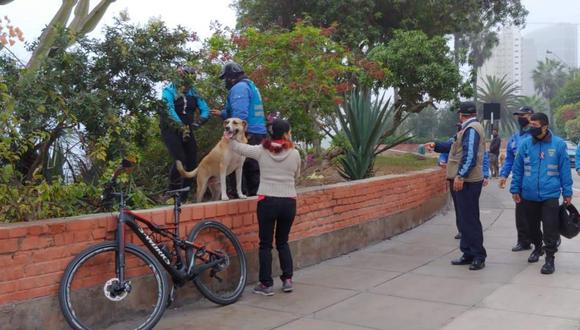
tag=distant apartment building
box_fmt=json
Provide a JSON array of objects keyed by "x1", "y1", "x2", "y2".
[
  {"x1": 477, "y1": 27, "x2": 523, "y2": 94},
  {"x1": 521, "y1": 23, "x2": 578, "y2": 96}
]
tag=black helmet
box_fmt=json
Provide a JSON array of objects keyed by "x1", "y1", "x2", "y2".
[
  {"x1": 559, "y1": 203, "x2": 580, "y2": 239},
  {"x1": 178, "y1": 65, "x2": 195, "y2": 76},
  {"x1": 219, "y1": 61, "x2": 244, "y2": 79}
]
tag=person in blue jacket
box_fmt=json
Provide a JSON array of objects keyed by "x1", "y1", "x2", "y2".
[
  {"x1": 499, "y1": 106, "x2": 535, "y2": 252},
  {"x1": 211, "y1": 61, "x2": 267, "y2": 197},
  {"x1": 510, "y1": 112, "x2": 573, "y2": 274},
  {"x1": 426, "y1": 102, "x2": 487, "y2": 271},
  {"x1": 437, "y1": 134, "x2": 490, "y2": 241},
  {"x1": 576, "y1": 144, "x2": 580, "y2": 175},
  {"x1": 160, "y1": 66, "x2": 210, "y2": 199}
]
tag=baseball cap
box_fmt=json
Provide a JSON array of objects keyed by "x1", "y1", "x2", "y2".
[
  {"x1": 457, "y1": 101, "x2": 477, "y2": 114},
  {"x1": 513, "y1": 106, "x2": 534, "y2": 115}
]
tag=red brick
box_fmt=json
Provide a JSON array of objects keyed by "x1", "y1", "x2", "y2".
[
  {"x1": 47, "y1": 222, "x2": 67, "y2": 235},
  {"x1": 204, "y1": 204, "x2": 217, "y2": 218},
  {"x1": 27, "y1": 224, "x2": 49, "y2": 236},
  {"x1": 220, "y1": 216, "x2": 233, "y2": 229},
  {"x1": 191, "y1": 205, "x2": 204, "y2": 220},
  {"x1": 91, "y1": 228, "x2": 108, "y2": 240},
  {"x1": 24, "y1": 258, "x2": 70, "y2": 276},
  {"x1": 227, "y1": 202, "x2": 238, "y2": 215},
  {"x1": 7, "y1": 227, "x2": 27, "y2": 238},
  {"x1": 66, "y1": 219, "x2": 97, "y2": 231},
  {"x1": 20, "y1": 236, "x2": 54, "y2": 251},
  {"x1": 0, "y1": 238, "x2": 20, "y2": 253},
  {"x1": 216, "y1": 203, "x2": 229, "y2": 217},
  {"x1": 237, "y1": 200, "x2": 249, "y2": 213},
  {"x1": 19, "y1": 272, "x2": 62, "y2": 291}
]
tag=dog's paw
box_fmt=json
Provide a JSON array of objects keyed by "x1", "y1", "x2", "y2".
[
  {"x1": 238, "y1": 194, "x2": 247, "y2": 199},
  {"x1": 221, "y1": 196, "x2": 230, "y2": 201}
]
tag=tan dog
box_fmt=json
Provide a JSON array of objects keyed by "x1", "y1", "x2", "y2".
[{"x1": 176, "y1": 118, "x2": 248, "y2": 202}]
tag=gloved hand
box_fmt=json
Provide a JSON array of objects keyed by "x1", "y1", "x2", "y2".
[{"x1": 191, "y1": 117, "x2": 208, "y2": 130}]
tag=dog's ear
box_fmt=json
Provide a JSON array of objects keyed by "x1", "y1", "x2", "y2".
[
  {"x1": 223, "y1": 119, "x2": 229, "y2": 127},
  {"x1": 242, "y1": 120, "x2": 247, "y2": 130}
]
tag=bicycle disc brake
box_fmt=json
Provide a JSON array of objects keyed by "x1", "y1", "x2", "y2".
[
  {"x1": 213, "y1": 250, "x2": 230, "y2": 272},
  {"x1": 103, "y1": 278, "x2": 131, "y2": 302}
]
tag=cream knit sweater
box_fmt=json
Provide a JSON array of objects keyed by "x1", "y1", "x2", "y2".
[{"x1": 230, "y1": 140, "x2": 301, "y2": 198}]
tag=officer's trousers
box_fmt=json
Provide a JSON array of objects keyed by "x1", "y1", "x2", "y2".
[
  {"x1": 455, "y1": 181, "x2": 486, "y2": 261},
  {"x1": 515, "y1": 202, "x2": 534, "y2": 246},
  {"x1": 523, "y1": 199, "x2": 559, "y2": 255}
]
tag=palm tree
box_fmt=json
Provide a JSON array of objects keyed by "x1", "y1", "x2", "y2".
[
  {"x1": 532, "y1": 58, "x2": 568, "y2": 101},
  {"x1": 517, "y1": 95, "x2": 548, "y2": 114},
  {"x1": 477, "y1": 75, "x2": 522, "y2": 134}
]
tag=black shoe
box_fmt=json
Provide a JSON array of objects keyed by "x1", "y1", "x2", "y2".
[
  {"x1": 469, "y1": 260, "x2": 486, "y2": 271},
  {"x1": 511, "y1": 243, "x2": 532, "y2": 252},
  {"x1": 541, "y1": 256, "x2": 555, "y2": 274},
  {"x1": 454, "y1": 233, "x2": 462, "y2": 240},
  {"x1": 527, "y1": 247, "x2": 544, "y2": 263},
  {"x1": 451, "y1": 256, "x2": 473, "y2": 265}
]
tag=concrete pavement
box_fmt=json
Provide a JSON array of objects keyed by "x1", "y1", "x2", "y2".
[{"x1": 155, "y1": 180, "x2": 580, "y2": 330}]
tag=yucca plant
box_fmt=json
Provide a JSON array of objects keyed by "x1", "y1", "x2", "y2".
[{"x1": 335, "y1": 88, "x2": 411, "y2": 180}]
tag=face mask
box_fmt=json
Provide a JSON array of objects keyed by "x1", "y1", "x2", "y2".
[
  {"x1": 517, "y1": 117, "x2": 529, "y2": 128},
  {"x1": 225, "y1": 78, "x2": 235, "y2": 90},
  {"x1": 529, "y1": 127, "x2": 543, "y2": 138}
]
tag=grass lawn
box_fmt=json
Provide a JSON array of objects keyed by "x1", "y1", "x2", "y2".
[{"x1": 374, "y1": 153, "x2": 438, "y2": 175}]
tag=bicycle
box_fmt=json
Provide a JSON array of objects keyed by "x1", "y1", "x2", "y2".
[{"x1": 58, "y1": 160, "x2": 247, "y2": 330}]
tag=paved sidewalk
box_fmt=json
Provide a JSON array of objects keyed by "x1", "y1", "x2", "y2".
[{"x1": 156, "y1": 181, "x2": 580, "y2": 330}]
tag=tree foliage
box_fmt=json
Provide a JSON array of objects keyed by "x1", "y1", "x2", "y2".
[
  {"x1": 533, "y1": 58, "x2": 568, "y2": 102},
  {"x1": 234, "y1": 0, "x2": 527, "y2": 52},
  {"x1": 203, "y1": 22, "x2": 381, "y2": 145},
  {"x1": 477, "y1": 75, "x2": 521, "y2": 134}
]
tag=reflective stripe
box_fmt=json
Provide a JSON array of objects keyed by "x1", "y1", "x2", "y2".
[
  {"x1": 547, "y1": 171, "x2": 560, "y2": 176},
  {"x1": 524, "y1": 157, "x2": 530, "y2": 162},
  {"x1": 547, "y1": 164, "x2": 558, "y2": 169},
  {"x1": 524, "y1": 171, "x2": 531, "y2": 176}
]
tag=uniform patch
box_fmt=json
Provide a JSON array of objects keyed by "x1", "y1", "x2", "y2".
[{"x1": 548, "y1": 148, "x2": 556, "y2": 157}]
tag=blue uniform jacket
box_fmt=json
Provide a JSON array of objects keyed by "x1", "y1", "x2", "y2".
[
  {"x1": 576, "y1": 144, "x2": 580, "y2": 171},
  {"x1": 510, "y1": 131, "x2": 573, "y2": 201},
  {"x1": 162, "y1": 83, "x2": 209, "y2": 124},
  {"x1": 434, "y1": 118, "x2": 482, "y2": 178},
  {"x1": 500, "y1": 129, "x2": 531, "y2": 178},
  {"x1": 220, "y1": 79, "x2": 267, "y2": 135}
]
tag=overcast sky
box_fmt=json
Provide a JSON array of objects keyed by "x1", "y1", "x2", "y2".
[{"x1": 1, "y1": 0, "x2": 579, "y2": 62}]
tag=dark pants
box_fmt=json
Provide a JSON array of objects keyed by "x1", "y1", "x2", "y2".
[
  {"x1": 161, "y1": 127, "x2": 197, "y2": 200},
  {"x1": 257, "y1": 197, "x2": 296, "y2": 287},
  {"x1": 523, "y1": 199, "x2": 559, "y2": 255},
  {"x1": 455, "y1": 181, "x2": 486, "y2": 261},
  {"x1": 489, "y1": 153, "x2": 499, "y2": 177},
  {"x1": 448, "y1": 179, "x2": 460, "y2": 233},
  {"x1": 227, "y1": 133, "x2": 266, "y2": 197},
  {"x1": 515, "y1": 202, "x2": 533, "y2": 246}
]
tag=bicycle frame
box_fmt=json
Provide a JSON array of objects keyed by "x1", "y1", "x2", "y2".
[{"x1": 113, "y1": 192, "x2": 226, "y2": 287}]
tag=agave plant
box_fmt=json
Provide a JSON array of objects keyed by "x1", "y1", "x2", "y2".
[{"x1": 335, "y1": 88, "x2": 411, "y2": 180}]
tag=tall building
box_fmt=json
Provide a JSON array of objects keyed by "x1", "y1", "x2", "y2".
[
  {"x1": 521, "y1": 23, "x2": 578, "y2": 96},
  {"x1": 477, "y1": 27, "x2": 523, "y2": 94}
]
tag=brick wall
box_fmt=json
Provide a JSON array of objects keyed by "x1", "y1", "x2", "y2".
[{"x1": 0, "y1": 167, "x2": 446, "y2": 307}]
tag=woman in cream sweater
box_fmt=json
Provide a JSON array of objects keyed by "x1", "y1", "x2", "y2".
[{"x1": 225, "y1": 119, "x2": 301, "y2": 296}]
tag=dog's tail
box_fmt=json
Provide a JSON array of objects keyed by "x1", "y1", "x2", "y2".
[{"x1": 176, "y1": 160, "x2": 198, "y2": 178}]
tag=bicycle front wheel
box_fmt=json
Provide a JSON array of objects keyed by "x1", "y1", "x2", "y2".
[
  {"x1": 186, "y1": 220, "x2": 247, "y2": 305},
  {"x1": 59, "y1": 241, "x2": 169, "y2": 330}
]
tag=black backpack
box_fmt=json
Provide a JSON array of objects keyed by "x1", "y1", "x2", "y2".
[{"x1": 559, "y1": 203, "x2": 580, "y2": 239}]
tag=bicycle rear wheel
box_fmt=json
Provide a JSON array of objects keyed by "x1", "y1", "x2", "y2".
[
  {"x1": 59, "y1": 241, "x2": 169, "y2": 330},
  {"x1": 186, "y1": 220, "x2": 247, "y2": 305}
]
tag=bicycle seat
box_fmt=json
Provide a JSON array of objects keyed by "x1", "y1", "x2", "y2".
[{"x1": 165, "y1": 187, "x2": 191, "y2": 196}]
